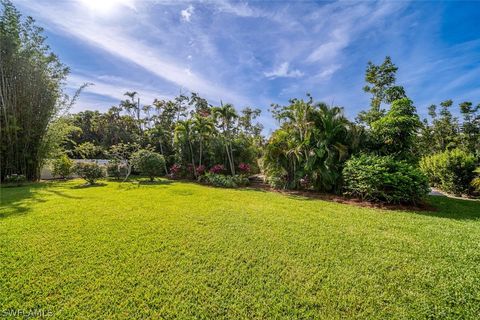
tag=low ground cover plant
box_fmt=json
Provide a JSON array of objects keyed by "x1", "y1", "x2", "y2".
[{"x1": 201, "y1": 172, "x2": 249, "y2": 188}]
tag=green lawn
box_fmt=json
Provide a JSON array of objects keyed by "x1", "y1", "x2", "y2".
[{"x1": 1, "y1": 179, "x2": 479, "y2": 319}]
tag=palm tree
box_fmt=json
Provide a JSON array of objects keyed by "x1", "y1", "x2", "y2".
[
  {"x1": 307, "y1": 103, "x2": 352, "y2": 191},
  {"x1": 192, "y1": 114, "x2": 215, "y2": 167},
  {"x1": 174, "y1": 120, "x2": 196, "y2": 177},
  {"x1": 212, "y1": 103, "x2": 238, "y2": 175}
]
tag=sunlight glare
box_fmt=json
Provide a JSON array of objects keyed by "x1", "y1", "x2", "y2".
[{"x1": 78, "y1": 0, "x2": 135, "y2": 15}]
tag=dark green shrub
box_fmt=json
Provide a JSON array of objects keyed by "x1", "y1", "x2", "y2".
[
  {"x1": 343, "y1": 154, "x2": 430, "y2": 204},
  {"x1": 51, "y1": 155, "x2": 74, "y2": 179},
  {"x1": 203, "y1": 173, "x2": 249, "y2": 188},
  {"x1": 75, "y1": 162, "x2": 105, "y2": 185},
  {"x1": 3, "y1": 174, "x2": 27, "y2": 186},
  {"x1": 420, "y1": 149, "x2": 476, "y2": 195},
  {"x1": 106, "y1": 161, "x2": 128, "y2": 180},
  {"x1": 132, "y1": 150, "x2": 165, "y2": 182}
]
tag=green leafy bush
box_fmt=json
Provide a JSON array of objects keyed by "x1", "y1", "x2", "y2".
[
  {"x1": 202, "y1": 173, "x2": 249, "y2": 188},
  {"x1": 132, "y1": 150, "x2": 165, "y2": 182},
  {"x1": 420, "y1": 149, "x2": 476, "y2": 195},
  {"x1": 75, "y1": 162, "x2": 105, "y2": 185},
  {"x1": 343, "y1": 154, "x2": 429, "y2": 204},
  {"x1": 106, "y1": 161, "x2": 128, "y2": 180},
  {"x1": 3, "y1": 174, "x2": 27, "y2": 186},
  {"x1": 51, "y1": 155, "x2": 74, "y2": 179}
]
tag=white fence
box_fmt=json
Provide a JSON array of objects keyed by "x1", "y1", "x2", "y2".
[{"x1": 40, "y1": 159, "x2": 111, "y2": 180}]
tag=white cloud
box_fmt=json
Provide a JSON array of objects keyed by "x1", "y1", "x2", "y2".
[
  {"x1": 68, "y1": 73, "x2": 170, "y2": 105},
  {"x1": 307, "y1": 34, "x2": 349, "y2": 63},
  {"x1": 264, "y1": 62, "x2": 304, "y2": 79},
  {"x1": 317, "y1": 64, "x2": 342, "y2": 79},
  {"x1": 180, "y1": 5, "x2": 194, "y2": 22}
]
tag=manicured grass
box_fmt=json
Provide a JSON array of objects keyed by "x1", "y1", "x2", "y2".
[{"x1": 1, "y1": 179, "x2": 480, "y2": 319}]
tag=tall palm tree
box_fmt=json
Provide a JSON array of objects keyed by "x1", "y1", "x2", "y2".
[
  {"x1": 174, "y1": 120, "x2": 196, "y2": 177},
  {"x1": 192, "y1": 114, "x2": 215, "y2": 167},
  {"x1": 212, "y1": 103, "x2": 238, "y2": 175}
]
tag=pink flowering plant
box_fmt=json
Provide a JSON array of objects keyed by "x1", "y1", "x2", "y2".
[
  {"x1": 169, "y1": 164, "x2": 182, "y2": 178},
  {"x1": 209, "y1": 164, "x2": 225, "y2": 174},
  {"x1": 238, "y1": 163, "x2": 251, "y2": 174},
  {"x1": 196, "y1": 165, "x2": 206, "y2": 175}
]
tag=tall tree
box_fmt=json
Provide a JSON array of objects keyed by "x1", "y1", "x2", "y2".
[
  {"x1": 212, "y1": 103, "x2": 238, "y2": 175},
  {"x1": 357, "y1": 56, "x2": 406, "y2": 126},
  {"x1": 371, "y1": 98, "x2": 421, "y2": 161},
  {"x1": 0, "y1": 1, "x2": 69, "y2": 180},
  {"x1": 192, "y1": 113, "x2": 215, "y2": 167}
]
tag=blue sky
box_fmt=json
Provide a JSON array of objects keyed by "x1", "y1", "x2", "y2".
[{"x1": 13, "y1": 0, "x2": 480, "y2": 132}]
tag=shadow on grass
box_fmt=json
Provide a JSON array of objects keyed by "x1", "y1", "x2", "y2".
[
  {"x1": 44, "y1": 189, "x2": 83, "y2": 199},
  {"x1": 71, "y1": 182, "x2": 107, "y2": 189},
  {"x1": 137, "y1": 179, "x2": 173, "y2": 186},
  {"x1": 0, "y1": 182, "x2": 50, "y2": 218},
  {"x1": 413, "y1": 196, "x2": 480, "y2": 221}
]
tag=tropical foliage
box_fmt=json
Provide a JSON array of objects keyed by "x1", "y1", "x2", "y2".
[{"x1": 263, "y1": 95, "x2": 360, "y2": 192}]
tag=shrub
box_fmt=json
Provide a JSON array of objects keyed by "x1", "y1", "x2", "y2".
[
  {"x1": 203, "y1": 173, "x2": 249, "y2": 188},
  {"x1": 75, "y1": 162, "x2": 105, "y2": 185},
  {"x1": 132, "y1": 150, "x2": 165, "y2": 182},
  {"x1": 3, "y1": 174, "x2": 27, "y2": 186},
  {"x1": 209, "y1": 164, "x2": 225, "y2": 174},
  {"x1": 343, "y1": 154, "x2": 430, "y2": 204},
  {"x1": 420, "y1": 149, "x2": 476, "y2": 195},
  {"x1": 106, "y1": 161, "x2": 128, "y2": 180},
  {"x1": 51, "y1": 155, "x2": 74, "y2": 179}
]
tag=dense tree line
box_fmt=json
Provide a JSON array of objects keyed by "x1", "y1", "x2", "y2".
[{"x1": 62, "y1": 92, "x2": 264, "y2": 178}]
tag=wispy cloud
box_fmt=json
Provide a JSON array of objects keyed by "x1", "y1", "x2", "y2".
[
  {"x1": 264, "y1": 62, "x2": 303, "y2": 79},
  {"x1": 210, "y1": 0, "x2": 262, "y2": 18},
  {"x1": 316, "y1": 64, "x2": 342, "y2": 79},
  {"x1": 180, "y1": 5, "x2": 194, "y2": 22},
  {"x1": 13, "y1": 0, "x2": 480, "y2": 131},
  {"x1": 18, "y1": 0, "x2": 251, "y2": 106},
  {"x1": 68, "y1": 73, "x2": 170, "y2": 103}
]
